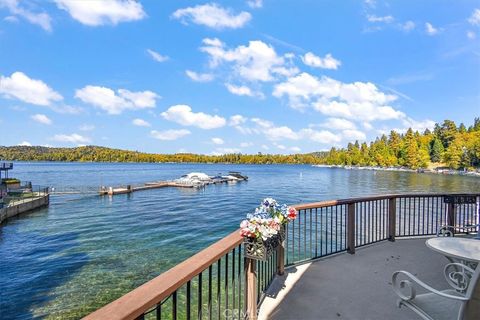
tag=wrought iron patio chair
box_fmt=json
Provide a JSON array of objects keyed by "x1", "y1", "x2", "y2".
[
  {"x1": 437, "y1": 224, "x2": 480, "y2": 239},
  {"x1": 392, "y1": 263, "x2": 479, "y2": 320}
]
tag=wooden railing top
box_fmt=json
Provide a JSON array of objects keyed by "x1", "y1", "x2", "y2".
[
  {"x1": 84, "y1": 230, "x2": 243, "y2": 320},
  {"x1": 84, "y1": 192, "x2": 479, "y2": 320},
  {"x1": 292, "y1": 193, "x2": 480, "y2": 210}
]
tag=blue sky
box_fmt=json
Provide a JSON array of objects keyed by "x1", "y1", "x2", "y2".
[{"x1": 0, "y1": 0, "x2": 479, "y2": 155}]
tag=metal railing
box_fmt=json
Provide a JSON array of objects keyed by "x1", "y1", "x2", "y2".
[
  {"x1": 1, "y1": 185, "x2": 49, "y2": 208},
  {"x1": 0, "y1": 162, "x2": 13, "y2": 170},
  {"x1": 84, "y1": 193, "x2": 480, "y2": 320}
]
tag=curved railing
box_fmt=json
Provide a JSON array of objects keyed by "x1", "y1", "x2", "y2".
[{"x1": 84, "y1": 193, "x2": 480, "y2": 320}]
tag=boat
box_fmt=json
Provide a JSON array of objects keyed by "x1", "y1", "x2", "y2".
[
  {"x1": 211, "y1": 175, "x2": 227, "y2": 184},
  {"x1": 227, "y1": 171, "x2": 248, "y2": 181},
  {"x1": 175, "y1": 172, "x2": 212, "y2": 187}
]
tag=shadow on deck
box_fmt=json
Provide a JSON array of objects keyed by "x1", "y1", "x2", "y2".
[{"x1": 261, "y1": 238, "x2": 449, "y2": 320}]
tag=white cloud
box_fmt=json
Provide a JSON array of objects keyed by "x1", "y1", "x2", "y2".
[
  {"x1": 211, "y1": 137, "x2": 224, "y2": 145},
  {"x1": 52, "y1": 133, "x2": 91, "y2": 144},
  {"x1": 51, "y1": 104, "x2": 83, "y2": 115},
  {"x1": 211, "y1": 147, "x2": 241, "y2": 155},
  {"x1": 367, "y1": 15, "x2": 394, "y2": 23},
  {"x1": 229, "y1": 114, "x2": 248, "y2": 126},
  {"x1": 320, "y1": 118, "x2": 356, "y2": 130},
  {"x1": 79, "y1": 124, "x2": 95, "y2": 131},
  {"x1": 132, "y1": 118, "x2": 151, "y2": 127},
  {"x1": 161, "y1": 105, "x2": 226, "y2": 129},
  {"x1": 468, "y1": 8, "x2": 480, "y2": 26},
  {"x1": 147, "y1": 49, "x2": 169, "y2": 62},
  {"x1": 200, "y1": 38, "x2": 298, "y2": 82},
  {"x1": 172, "y1": 3, "x2": 251, "y2": 29},
  {"x1": 247, "y1": 0, "x2": 263, "y2": 9},
  {"x1": 75, "y1": 85, "x2": 158, "y2": 114},
  {"x1": 18, "y1": 141, "x2": 32, "y2": 146},
  {"x1": 273, "y1": 72, "x2": 402, "y2": 121},
  {"x1": 54, "y1": 0, "x2": 145, "y2": 26},
  {"x1": 0, "y1": 0, "x2": 52, "y2": 31},
  {"x1": 425, "y1": 22, "x2": 439, "y2": 35},
  {"x1": 264, "y1": 125, "x2": 299, "y2": 140},
  {"x1": 4, "y1": 15, "x2": 19, "y2": 23},
  {"x1": 364, "y1": 0, "x2": 376, "y2": 8},
  {"x1": 363, "y1": 122, "x2": 373, "y2": 130},
  {"x1": 225, "y1": 83, "x2": 264, "y2": 98},
  {"x1": 0, "y1": 71, "x2": 63, "y2": 106},
  {"x1": 274, "y1": 143, "x2": 286, "y2": 150},
  {"x1": 31, "y1": 114, "x2": 52, "y2": 125},
  {"x1": 302, "y1": 52, "x2": 341, "y2": 70},
  {"x1": 240, "y1": 142, "x2": 253, "y2": 148},
  {"x1": 300, "y1": 128, "x2": 341, "y2": 144},
  {"x1": 185, "y1": 70, "x2": 214, "y2": 82},
  {"x1": 400, "y1": 117, "x2": 435, "y2": 133},
  {"x1": 243, "y1": 117, "x2": 344, "y2": 146},
  {"x1": 342, "y1": 129, "x2": 366, "y2": 141},
  {"x1": 290, "y1": 146, "x2": 301, "y2": 153},
  {"x1": 467, "y1": 31, "x2": 476, "y2": 39},
  {"x1": 150, "y1": 129, "x2": 191, "y2": 141},
  {"x1": 401, "y1": 21, "x2": 415, "y2": 32}
]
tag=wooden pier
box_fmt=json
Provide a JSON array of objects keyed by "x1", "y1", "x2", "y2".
[{"x1": 99, "y1": 175, "x2": 247, "y2": 196}]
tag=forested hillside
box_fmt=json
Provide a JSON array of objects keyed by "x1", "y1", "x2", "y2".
[
  {"x1": 322, "y1": 118, "x2": 480, "y2": 169},
  {"x1": 1, "y1": 118, "x2": 479, "y2": 170}
]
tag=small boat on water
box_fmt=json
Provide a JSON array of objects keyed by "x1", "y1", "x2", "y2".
[
  {"x1": 227, "y1": 171, "x2": 248, "y2": 181},
  {"x1": 174, "y1": 171, "x2": 247, "y2": 187},
  {"x1": 175, "y1": 172, "x2": 212, "y2": 187}
]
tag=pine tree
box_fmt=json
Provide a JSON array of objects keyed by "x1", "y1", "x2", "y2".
[
  {"x1": 430, "y1": 138, "x2": 444, "y2": 163},
  {"x1": 404, "y1": 129, "x2": 419, "y2": 168},
  {"x1": 438, "y1": 120, "x2": 458, "y2": 147}
]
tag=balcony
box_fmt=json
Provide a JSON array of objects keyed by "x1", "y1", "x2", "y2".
[
  {"x1": 262, "y1": 238, "x2": 447, "y2": 320},
  {"x1": 84, "y1": 193, "x2": 479, "y2": 320}
]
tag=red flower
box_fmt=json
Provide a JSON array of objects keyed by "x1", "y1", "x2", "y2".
[{"x1": 288, "y1": 208, "x2": 297, "y2": 219}]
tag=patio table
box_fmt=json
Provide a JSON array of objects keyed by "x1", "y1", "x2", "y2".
[
  {"x1": 426, "y1": 237, "x2": 480, "y2": 291},
  {"x1": 426, "y1": 237, "x2": 480, "y2": 263}
]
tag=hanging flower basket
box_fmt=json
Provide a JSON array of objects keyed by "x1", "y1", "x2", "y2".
[
  {"x1": 240, "y1": 198, "x2": 296, "y2": 261},
  {"x1": 244, "y1": 233, "x2": 281, "y2": 261}
]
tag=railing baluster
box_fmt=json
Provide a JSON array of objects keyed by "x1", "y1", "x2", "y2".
[
  {"x1": 208, "y1": 265, "x2": 212, "y2": 320},
  {"x1": 197, "y1": 272, "x2": 202, "y2": 320},
  {"x1": 172, "y1": 291, "x2": 177, "y2": 320},
  {"x1": 347, "y1": 203, "x2": 355, "y2": 254},
  {"x1": 315, "y1": 208, "x2": 318, "y2": 258},
  {"x1": 225, "y1": 253, "x2": 229, "y2": 313},
  {"x1": 238, "y1": 246, "x2": 242, "y2": 315},
  {"x1": 309, "y1": 208, "x2": 313, "y2": 259},
  {"x1": 304, "y1": 207, "x2": 307, "y2": 259},
  {"x1": 217, "y1": 259, "x2": 221, "y2": 320},
  {"x1": 186, "y1": 281, "x2": 191, "y2": 320},
  {"x1": 156, "y1": 302, "x2": 161, "y2": 320},
  {"x1": 232, "y1": 247, "x2": 236, "y2": 313}
]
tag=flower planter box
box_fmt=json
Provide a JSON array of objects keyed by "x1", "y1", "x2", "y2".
[{"x1": 244, "y1": 226, "x2": 285, "y2": 261}]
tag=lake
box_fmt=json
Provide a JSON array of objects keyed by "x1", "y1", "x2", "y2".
[{"x1": 1, "y1": 162, "x2": 479, "y2": 319}]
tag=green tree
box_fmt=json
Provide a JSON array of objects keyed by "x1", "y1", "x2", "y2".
[
  {"x1": 403, "y1": 129, "x2": 419, "y2": 168},
  {"x1": 438, "y1": 120, "x2": 458, "y2": 148},
  {"x1": 429, "y1": 138, "x2": 444, "y2": 163}
]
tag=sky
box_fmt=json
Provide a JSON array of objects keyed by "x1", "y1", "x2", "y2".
[{"x1": 0, "y1": 0, "x2": 479, "y2": 155}]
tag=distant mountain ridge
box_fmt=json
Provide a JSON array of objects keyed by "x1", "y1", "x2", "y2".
[{"x1": 1, "y1": 118, "x2": 479, "y2": 169}]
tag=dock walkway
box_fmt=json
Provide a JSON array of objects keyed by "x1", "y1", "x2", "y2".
[{"x1": 99, "y1": 177, "x2": 244, "y2": 196}]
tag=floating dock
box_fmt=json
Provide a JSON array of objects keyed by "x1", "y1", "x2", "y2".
[{"x1": 99, "y1": 172, "x2": 248, "y2": 196}]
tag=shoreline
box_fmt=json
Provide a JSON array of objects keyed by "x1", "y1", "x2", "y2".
[{"x1": 312, "y1": 164, "x2": 480, "y2": 177}]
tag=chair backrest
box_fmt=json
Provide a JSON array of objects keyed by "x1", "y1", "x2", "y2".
[{"x1": 461, "y1": 265, "x2": 480, "y2": 320}]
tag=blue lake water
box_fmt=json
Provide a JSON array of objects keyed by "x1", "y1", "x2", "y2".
[{"x1": 1, "y1": 162, "x2": 479, "y2": 319}]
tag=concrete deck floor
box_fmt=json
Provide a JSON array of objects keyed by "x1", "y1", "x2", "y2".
[{"x1": 261, "y1": 238, "x2": 451, "y2": 320}]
